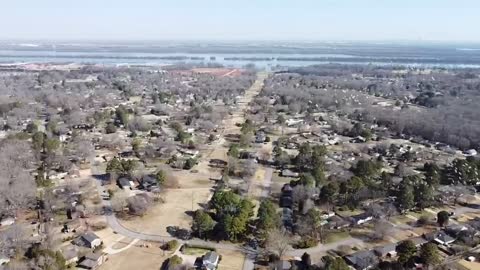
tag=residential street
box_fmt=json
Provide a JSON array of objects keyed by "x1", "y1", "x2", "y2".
[{"x1": 91, "y1": 71, "x2": 367, "y2": 269}]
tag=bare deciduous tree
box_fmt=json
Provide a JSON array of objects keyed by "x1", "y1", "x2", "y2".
[
  {"x1": 0, "y1": 140, "x2": 36, "y2": 216},
  {"x1": 265, "y1": 229, "x2": 292, "y2": 259}
]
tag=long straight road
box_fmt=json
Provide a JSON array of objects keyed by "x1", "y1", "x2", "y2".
[
  {"x1": 92, "y1": 71, "x2": 365, "y2": 269},
  {"x1": 93, "y1": 72, "x2": 269, "y2": 259}
]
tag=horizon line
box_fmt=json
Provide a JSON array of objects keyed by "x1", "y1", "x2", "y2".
[{"x1": 1, "y1": 38, "x2": 480, "y2": 45}]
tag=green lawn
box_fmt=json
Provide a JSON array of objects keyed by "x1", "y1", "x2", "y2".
[
  {"x1": 335, "y1": 208, "x2": 364, "y2": 217},
  {"x1": 183, "y1": 247, "x2": 211, "y2": 256},
  {"x1": 324, "y1": 231, "x2": 350, "y2": 244},
  {"x1": 407, "y1": 210, "x2": 435, "y2": 219},
  {"x1": 391, "y1": 215, "x2": 411, "y2": 225}
]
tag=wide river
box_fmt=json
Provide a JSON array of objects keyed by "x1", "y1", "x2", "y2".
[{"x1": 1, "y1": 42, "x2": 480, "y2": 69}]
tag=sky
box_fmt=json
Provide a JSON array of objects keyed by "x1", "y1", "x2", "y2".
[{"x1": 1, "y1": 0, "x2": 479, "y2": 42}]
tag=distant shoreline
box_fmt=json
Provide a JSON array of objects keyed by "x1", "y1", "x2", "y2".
[{"x1": 1, "y1": 42, "x2": 480, "y2": 68}]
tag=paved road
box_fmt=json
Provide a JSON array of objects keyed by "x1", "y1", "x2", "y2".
[
  {"x1": 289, "y1": 237, "x2": 364, "y2": 257},
  {"x1": 95, "y1": 177, "x2": 244, "y2": 251},
  {"x1": 91, "y1": 72, "x2": 369, "y2": 270},
  {"x1": 92, "y1": 72, "x2": 268, "y2": 269},
  {"x1": 261, "y1": 167, "x2": 273, "y2": 198}
]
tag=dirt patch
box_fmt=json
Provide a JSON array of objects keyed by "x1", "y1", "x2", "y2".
[
  {"x1": 102, "y1": 242, "x2": 171, "y2": 270},
  {"x1": 217, "y1": 249, "x2": 245, "y2": 270}
]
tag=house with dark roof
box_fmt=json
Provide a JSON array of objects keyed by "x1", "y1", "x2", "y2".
[
  {"x1": 327, "y1": 215, "x2": 350, "y2": 229},
  {"x1": 280, "y1": 196, "x2": 293, "y2": 209},
  {"x1": 139, "y1": 175, "x2": 160, "y2": 192},
  {"x1": 374, "y1": 243, "x2": 397, "y2": 258},
  {"x1": 62, "y1": 246, "x2": 79, "y2": 266},
  {"x1": 445, "y1": 224, "x2": 470, "y2": 237},
  {"x1": 73, "y1": 232, "x2": 102, "y2": 249},
  {"x1": 280, "y1": 184, "x2": 293, "y2": 209},
  {"x1": 281, "y1": 184, "x2": 293, "y2": 194},
  {"x1": 345, "y1": 250, "x2": 379, "y2": 270},
  {"x1": 282, "y1": 208, "x2": 294, "y2": 230},
  {"x1": 434, "y1": 231, "x2": 455, "y2": 246},
  {"x1": 78, "y1": 252, "x2": 106, "y2": 269},
  {"x1": 274, "y1": 260, "x2": 291, "y2": 270},
  {"x1": 117, "y1": 177, "x2": 134, "y2": 189}
]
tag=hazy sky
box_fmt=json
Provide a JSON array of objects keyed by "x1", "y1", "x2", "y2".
[{"x1": 1, "y1": 0, "x2": 479, "y2": 42}]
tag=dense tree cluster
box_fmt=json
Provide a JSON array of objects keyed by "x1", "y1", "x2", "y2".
[
  {"x1": 209, "y1": 190, "x2": 254, "y2": 241},
  {"x1": 261, "y1": 65, "x2": 480, "y2": 149}
]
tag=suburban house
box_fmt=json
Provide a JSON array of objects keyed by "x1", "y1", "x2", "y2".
[
  {"x1": 62, "y1": 246, "x2": 79, "y2": 265},
  {"x1": 139, "y1": 175, "x2": 160, "y2": 192},
  {"x1": 345, "y1": 250, "x2": 379, "y2": 270},
  {"x1": 239, "y1": 151, "x2": 258, "y2": 160},
  {"x1": 445, "y1": 224, "x2": 470, "y2": 237},
  {"x1": 280, "y1": 196, "x2": 293, "y2": 209},
  {"x1": 48, "y1": 170, "x2": 69, "y2": 180},
  {"x1": 282, "y1": 208, "x2": 294, "y2": 230},
  {"x1": 255, "y1": 131, "x2": 266, "y2": 143},
  {"x1": 74, "y1": 232, "x2": 102, "y2": 249},
  {"x1": 78, "y1": 252, "x2": 107, "y2": 269},
  {"x1": 117, "y1": 177, "x2": 134, "y2": 190},
  {"x1": 0, "y1": 217, "x2": 15, "y2": 227},
  {"x1": 273, "y1": 260, "x2": 292, "y2": 270},
  {"x1": 280, "y1": 184, "x2": 294, "y2": 209},
  {"x1": 374, "y1": 243, "x2": 397, "y2": 258},
  {"x1": 464, "y1": 149, "x2": 478, "y2": 157},
  {"x1": 202, "y1": 251, "x2": 220, "y2": 270},
  {"x1": 177, "y1": 147, "x2": 199, "y2": 158},
  {"x1": 286, "y1": 119, "x2": 303, "y2": 127},
  {"x1": 434, "y1": 232, "x2": 456, "y2": 246},
  {"x1": 320, "y1": 211, "x2": 335, "y2": 220},
  {"x1": 327, "y1": 215, "x2": 350, "y2": 229},
  {"x1": 350, "y1": 213, "x2": 374, "y2": 225},
  {"x1": 281, "y1": 169, "x2": 299, "y2": 178},
  {"x1": 0, "y1": 256, "x2": 10, "y2": 266}
]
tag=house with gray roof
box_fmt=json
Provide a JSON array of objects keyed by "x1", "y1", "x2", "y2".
[
  {"x1": 78, "y1": 252, "x2": 106, "y2": 269},
  {"x1": 74, "y1": 232, "x2": 102, "y2": 249},
  {"x1": 374, "y1": 243, "x2": 397, "y2": 258},
  {"x1": 345, "y1": 250, "x2": 379, "y2": 270},
  {"x1": 202, "y1": 251, "x2": 220, "y2": 270}
]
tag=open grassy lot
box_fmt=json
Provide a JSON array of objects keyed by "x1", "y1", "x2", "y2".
[
  {"x1": 102, "y1": 242, "x2": 171, "y2": 270},
  {"x1": 335, "y1": 208, "x2": 364, "y2": 217},
  {"x1": 217, "y1": 249, "x2": 246, "y2": 270},
  {"x1": 458, "y1": 260, "x2": 480, "y2": 270},
  {"x1": 324, "y1": 231, "x2": 350, "y2": 244},
  {"x1": 121, "y1": 188, "x2": 212, "y2": 235},
  {"x1": 391, "y1": 215, "x2": 412, "y2": 225},
  {"x1": 183, "y1": 246, "x2": 212, "y2": 256}
]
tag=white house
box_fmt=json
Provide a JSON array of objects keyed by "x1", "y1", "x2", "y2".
[
  {"x1": 0, "y1": 217, "x2": 15, "y2": 227},
  {"x1": 434, "y1": 232, "x2": 455, "y2": 246},
  {"x1": 0, "y1": 256, "x2": 10, "y2": 266},
  {"x1": 203, "y1": 251, "x2": 220, "y2": 270},
  {"x1": 464, "y1": 149, "x2": 478, "y2": 157},
  {"x1": 74, "y1": 232, "x2": 102, "y2": 249}
]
